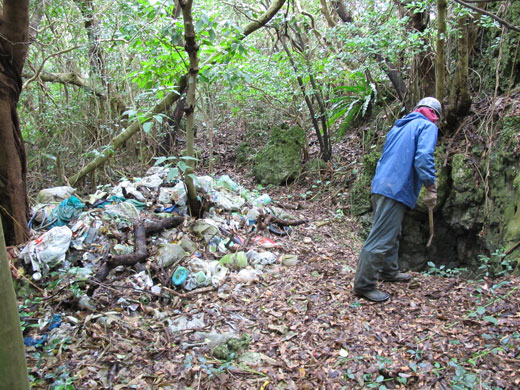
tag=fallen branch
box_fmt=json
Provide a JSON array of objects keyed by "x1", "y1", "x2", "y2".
[
  {"x1": 161, "y1": 285, "x2": 216, "y2": 298},
  {"x1": 268, "y1": 214, "x2": 308, "y2": 227},
  {"x1": 93, "y1": 216, "x2": 184, "y2": 283},
  {"x1": 315, "y1": 219, "x2": 332, "y2": 227},
  {"x1": 273, "y1": 201, "x2": 303, "y2": 210},
  {"x1": 504, "y1": 240, "x2": 520, "y2": 257},
  {"x1": 69, "y1": 76, "x2": 187, "y2": 186}
]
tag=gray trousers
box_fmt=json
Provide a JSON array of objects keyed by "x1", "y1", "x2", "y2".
[{"x1": 354, "y1": 194, "x2": 406, "y2": 292}]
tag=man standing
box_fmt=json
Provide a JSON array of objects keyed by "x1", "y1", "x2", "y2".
[{"x1": 353, "y1": 97, "x2": 441, "y2": 302}]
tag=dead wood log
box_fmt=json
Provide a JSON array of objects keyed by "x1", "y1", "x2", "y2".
[
  {"x1": 93, "y1": 216, "x2": 184, "y2": 284},
  {"x1": 256, "y1": 211, "x2": 308, "y2": 236}
]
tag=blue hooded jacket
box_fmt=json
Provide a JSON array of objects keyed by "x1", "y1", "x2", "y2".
[{"x1": 371, "y1": 112, "x2": 438, "y2": 209}]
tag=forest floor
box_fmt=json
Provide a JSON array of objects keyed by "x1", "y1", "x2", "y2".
[{"x1": 16, "y1": 128, "x2": 520, "y2": 390}]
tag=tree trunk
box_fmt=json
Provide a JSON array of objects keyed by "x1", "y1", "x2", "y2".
[
  {"x1": 76, "y1": 0, "x2": 107, "y2": 82},
  {"x1": 445, "y1": 16, "x2": 476, "y2": 129},
  {"x1": 0, "y1": 221, "x2": 30, "y2": 389},
  {"x1": 332, "y1": 0, "x2": 352, "y2": 23},
  {"x1": 279, "y1": 33, "x2": 330, "y2": 161},
  {"x1": 411, "y1": 6, "x2": 436, "y2": 97},
  {"x1": 320, "y1": 0, "x2": 336, "y2": 27},
  {"x1": 436, "y1": 0, "x2": 447, "y2": 103},
  {"x1": 160, "y1": 95, "x2": 186, "y2": 155},
  {"x1": 180, "y1": 0, "x2": 202, "y2": 217},
  {"x1": 0, "y1": 0, "x2": 30, "y2": 245}
]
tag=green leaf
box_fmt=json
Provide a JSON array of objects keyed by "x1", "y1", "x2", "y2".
[
  {"x1": 208, "y1": 28, "x2": 216, "y2": 42},
  {"x1": 154, "y1": 156, "x2": 167, "y2": 166},
  {"x1": 180, "y1": 155, "x2": 200, "y2": 161},
  {"x1": 166, "y1": 167, "x2": 179, "y2": 182},
  {"x1": 483, "y1": 316, "x2": 498, "y2": 325},
  {"x1": 143, "y1": 121, "x2": 153, "y2": 134},
  {"x1": 153, "y1": 115, "x2": 164, "y2": 124},
  {"x1": 476, "y1": 306, "x2": 486, "y2": 315},
  {"x1": 177, "y1": 160, "x2": 187, "y2": 173},
  {"x1": 195, "y1": 18, "x2": 205, "y2": 32}
]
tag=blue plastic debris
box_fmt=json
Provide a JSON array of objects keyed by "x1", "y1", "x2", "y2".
[
  {"x1": 24, "y1": 334, "x2": 48, "y2": 347},
  {"x1": 23, "y1": 314, "x2": 63, "y2": 347},
  {"x1": 49, "y1": 314, "x2": 62, "y2": 330},
  {"x1": 49, "y1": 196, "x2": 85, "y2": 227},
  {"x1": 172, "y1": 266, "x2": 188, "y2": 286}
]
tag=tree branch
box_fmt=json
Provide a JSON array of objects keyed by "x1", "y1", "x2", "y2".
[
  {"x1": 69, "y1": 75, "x2": 187, "y2": 186},
  {"x1": 22, "y1": 45, "x2": 82, "y2": 89},
  {"x1": 242, "y1": 0, "x2": 287, "y2": 36},
  {"x1": 453, "y1": 0, "x2": 520, "y2": 33}
]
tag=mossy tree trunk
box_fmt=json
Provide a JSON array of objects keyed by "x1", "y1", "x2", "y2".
[
  {"x1": 445, "y1": 15, "x2": 479, "y2": 130},
  {"x1": 0, "y1": 221, "x2": 30, "y2": 389},
  {"x1": 179, "y1": 0, "x2": 202, "y2": 217}
]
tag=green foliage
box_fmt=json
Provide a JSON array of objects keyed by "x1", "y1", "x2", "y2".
[
  {"x1": 153, "y1": 155, "x2": 199, "y2": 183},
  {"x1": 448, "y1": 360, "x2": 478, "y2": 390},
  {"x1": 44, "y1": 365, "x2": 75, "y2": 390},
  {"x1": 425, "y1": 261, "x2": 468, "y2": 278},
  {"x1": 328, "y1": 72, "x2": 377, "y2": 137},
  {"x1": 477, "y1": 249, "x2": 515, "y2": 278}
]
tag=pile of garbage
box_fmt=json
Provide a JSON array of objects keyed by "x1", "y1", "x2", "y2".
[{"x1": 17, "y1": 166, "x2": 303, "y2": 296}]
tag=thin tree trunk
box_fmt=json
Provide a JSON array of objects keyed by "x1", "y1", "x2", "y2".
[
  {"x1": 180, "y1": 0, "x2": 202, "y2": 217},
  {"x1": 446, "y1": 16, "x2": 475, "y2": 129},
  {"x1": 332, "y1": 0, "x2": 352, "y2": 23},
  {"x1": 75, "y1": 0, "x2": 111, "y2": 135},
  {"x1": 279, "y1": 35, "x2": 327, "y2": 158},
  {"x1": 160, "y1": 95, "x2": 186, "y2": 154},
  {"x1": 436, "y1": 0, "x2": 447, "y2": 102},
  {"x1": 0, "y1": 221, "x2": 30, "y2": 389}
]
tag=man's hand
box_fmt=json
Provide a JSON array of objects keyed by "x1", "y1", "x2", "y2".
[{"x1": 423, "y1": 184, "x2": 437, "y2": 209}]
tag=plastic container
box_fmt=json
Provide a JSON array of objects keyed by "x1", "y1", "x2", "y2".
[{"x1": 172, "y1": 266, "x2": 189, "y2": 286}]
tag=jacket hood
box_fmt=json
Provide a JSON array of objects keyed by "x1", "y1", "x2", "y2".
[{"x1": 394, "y1": 112, "x2": 428, "y2": 127}]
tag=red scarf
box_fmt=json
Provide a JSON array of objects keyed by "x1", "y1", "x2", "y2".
[{"x1": 414, "y1": 107, "x2": 439, "y2": 124}]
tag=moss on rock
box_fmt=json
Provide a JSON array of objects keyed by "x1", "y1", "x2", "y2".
[{"x1": 253, "y1": 125, "x2": 305, "y2": 186}]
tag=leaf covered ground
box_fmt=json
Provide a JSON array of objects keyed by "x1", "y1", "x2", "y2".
[
  {"x1": 15, "y1": 187, "x2": 520, "y2": 389},
  {"x1": 14, "y1": 129, "x2": 520, "y2": 390}
]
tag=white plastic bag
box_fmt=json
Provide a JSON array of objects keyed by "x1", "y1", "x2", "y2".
[
  {"x1": 37, "y1": 186, "x2": 76, "y2": 204},
  {"x1": 20, "y1": 226, "x2": 72, "y2": 277}
]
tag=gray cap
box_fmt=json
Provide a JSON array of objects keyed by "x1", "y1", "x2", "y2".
[{"x1": 415, "y1": 97, "x2": 442, "y2": 117}]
